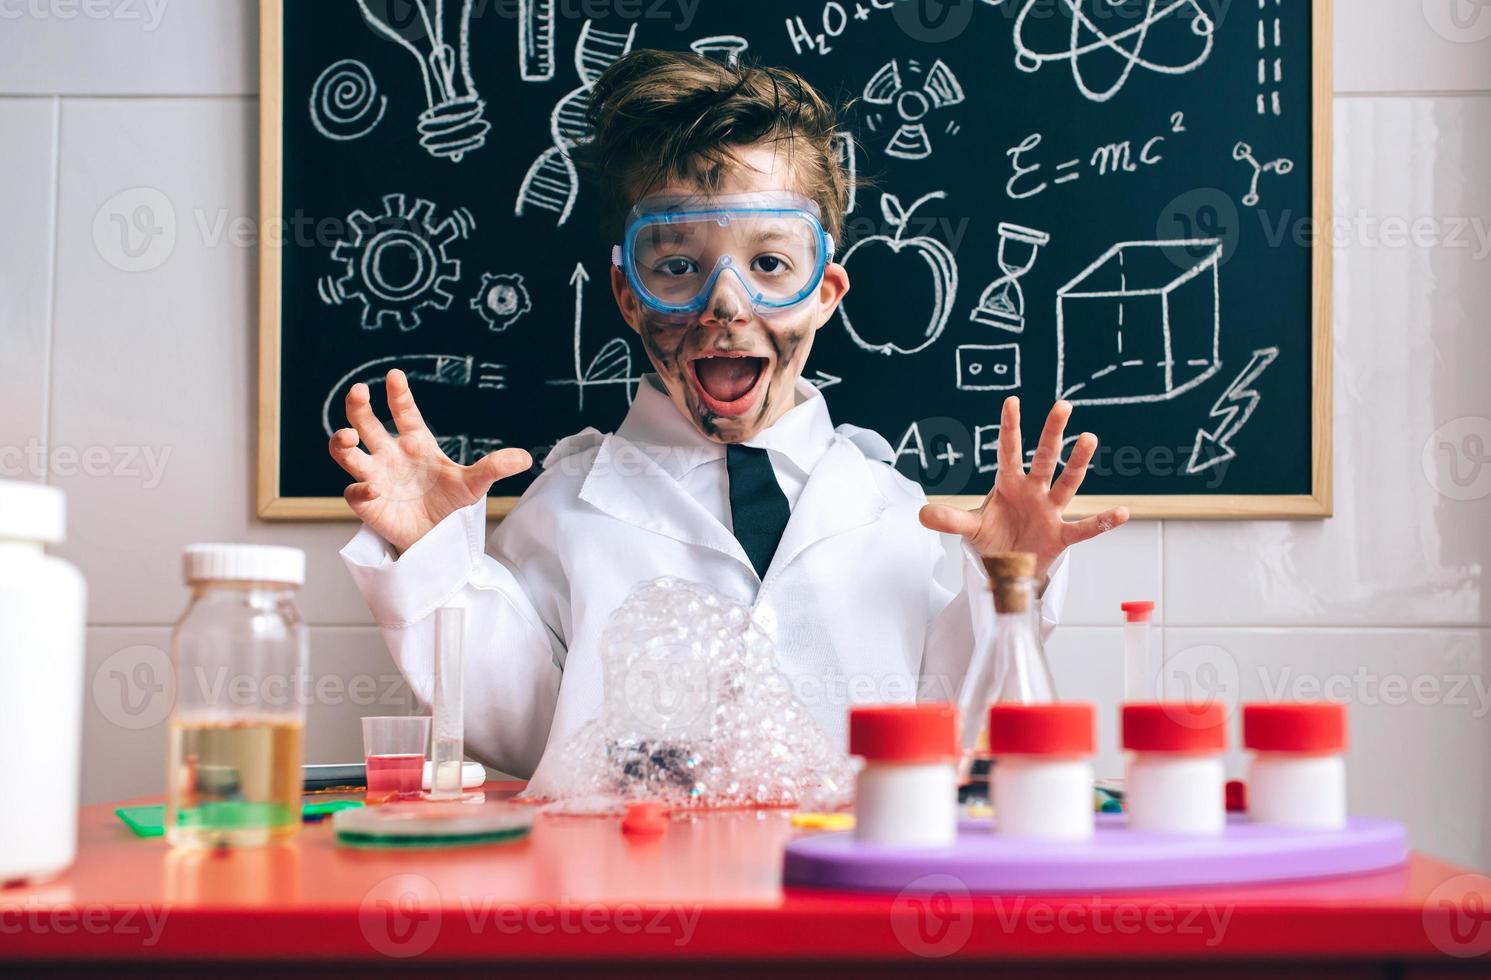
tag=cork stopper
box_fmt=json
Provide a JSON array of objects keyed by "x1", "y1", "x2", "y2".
[{"x1": 983, "y1": 551, "x2": 1037, "y2": 613}]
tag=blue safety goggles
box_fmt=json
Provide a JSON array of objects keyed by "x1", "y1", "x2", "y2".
[{"x1": 612, "y1": 192, "x2": 835, "y2": 318}]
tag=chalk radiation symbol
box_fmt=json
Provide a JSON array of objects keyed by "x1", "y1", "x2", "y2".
[
  {"x1": 320, "y1": 194, "x2": 475, "y2": 331},
  {"x1": 1009, "y1": 0, "x2": 1216, "y2": 103}
]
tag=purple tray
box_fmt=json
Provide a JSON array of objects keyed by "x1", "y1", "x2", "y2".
[{"x1": 783, "y1": 814, "x2": 1408, "y2": 893}]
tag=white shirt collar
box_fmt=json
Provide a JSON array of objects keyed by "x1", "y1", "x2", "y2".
[{"x1": 617, "y1": 374, "x2": 836, "y2": 482}]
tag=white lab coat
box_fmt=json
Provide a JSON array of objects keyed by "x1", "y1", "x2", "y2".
[{"x1": 341, "y1": 377, "x2": 1068, "y2": 795}]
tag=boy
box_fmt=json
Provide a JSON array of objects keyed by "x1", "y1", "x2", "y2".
[{"x1": 332, "y1": 51, "x2": 1129, "y2": 793}]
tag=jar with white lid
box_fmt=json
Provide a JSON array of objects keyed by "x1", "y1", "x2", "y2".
[
  {"x1": 989, "y1": 702, "x2": 1095, "y2": 840},
  {"x1": 1122, "y1": 702, "x2": 1227, "y2": 834},
  {"x1": 0, "y1": 481, "x2": 86, "y2": 885},
  {"x1": 1243, "y1": 702, "x2": 1347, "y2": 829},
  {"x1": 850, "y1": 703, "x2": 959, "y2": 846},
  {"x1": 167, "y1": 544, "x2": 308, "y2": 847}
]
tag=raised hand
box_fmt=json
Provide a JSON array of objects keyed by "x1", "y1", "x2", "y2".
[
  {"x1": 918, "y1": 397, "x2": 1129, "y2": 581},
  {"x1": 327, "y1": 369, "x2": 532, "y2": 554}
]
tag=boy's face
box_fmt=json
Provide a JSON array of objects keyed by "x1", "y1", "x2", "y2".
[{"x1": 610, "y1": 144, "x2": 850, "y2": 444}]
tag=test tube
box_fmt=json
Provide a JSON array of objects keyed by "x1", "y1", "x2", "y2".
[
  {"x1": 1121, "y1": 601, "x2": 1157, "y2": 701},
  {"x1": 427, "y1": 606, "x2": 465, "y2": 800}
]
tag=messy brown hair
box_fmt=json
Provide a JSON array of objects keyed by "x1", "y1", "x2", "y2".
[{"x1": 579, "y1": 49, "x2": 852, "y2": 242}]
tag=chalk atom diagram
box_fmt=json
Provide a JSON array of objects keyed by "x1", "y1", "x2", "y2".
[
  {"x1": 1010, "y1": 0, "x2": 1216, "y2": 103},
  {"x1": 1055, "y1": 239, "x2": 1223, "y2": 405},
  {"x1": 320, "y1": 194, "x2": 475, "y2": 332}
]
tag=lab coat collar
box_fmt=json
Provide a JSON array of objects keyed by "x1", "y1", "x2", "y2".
[
  {"x1": 615, "y1": 374, "x2": 836, "y2": 481},
  {"x1": 582, "y1": 377, "x2": 887, "y2": 580}
]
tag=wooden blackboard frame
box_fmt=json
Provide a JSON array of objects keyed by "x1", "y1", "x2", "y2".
[{"x1": 256, "y1": 0, "x2": 1333, "y2": 521}]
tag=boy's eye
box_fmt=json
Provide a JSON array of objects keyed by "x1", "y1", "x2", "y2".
[
  {"x1": 752, "y1": 254, "x2": 791, "y2": 275},
  {"x1": 655, "y1": 256, "x2": 699, "y2": 277}
]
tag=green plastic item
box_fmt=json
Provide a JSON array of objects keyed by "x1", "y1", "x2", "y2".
[{"x1": 116, "y1": 799, "x2": 365, "y2": 838}]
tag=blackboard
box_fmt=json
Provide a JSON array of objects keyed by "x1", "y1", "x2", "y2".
[{"x1": 258, "y1": 0, "x2": 1332, "y2": 520}]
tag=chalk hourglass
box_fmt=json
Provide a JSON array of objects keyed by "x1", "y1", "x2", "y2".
[{"x1": 970, "y1": 222, "x2": 1051, "y2": 333}]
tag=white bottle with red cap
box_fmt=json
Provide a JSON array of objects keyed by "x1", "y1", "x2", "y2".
[
  {"x1": 988, "y1": 702, "x2": 1096, "y2": 840},
  {"x1": 1243, "y1": 702, "x2": 1348, "y2": 829},
  {"x1": 1122, "y1": 702, "x2": 1227, "y2": 834},
  {"x1": 850, "y1": 704, "x2": 959, "y2": 846}
]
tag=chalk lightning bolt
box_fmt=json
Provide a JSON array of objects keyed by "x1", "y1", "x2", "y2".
[{"x1": 1185, "y1": 347, "x2": 1280, "y2": 475}]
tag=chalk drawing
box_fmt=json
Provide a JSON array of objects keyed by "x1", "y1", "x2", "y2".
[
  {"x1": 862, "y1": 58, "x2": 966, "y2": 160},
  {"x1": 355, "y1": 0, "x2": 490, "y2": 162},
  {"x1": 470, "y1": 272, "x2": 532, "y2": 331},
  {"x1": 838, "y1": 191, "x2": 959, "y2": 356},
  {"x1": 1232, "y1": 141, "x2": 1294, "y2": 207},
  {"x1": 1011, "y1": 0, "x2": 1215, "y2": 103},
  {"x1": 1186, "y1": 347, "x2": 1279, "y2": 473},
  {"x1": 546, "y1": 262, "x2": 640, "y2": 410},
  {"x1": 956, "y1": 343, "x2": 1022, "y2": 391},
  {"x1": 1055, "y1": 238, "x2": 1223, "y2": 405},
  {"x1": 321, "y1": 353, "x2": 507, "y2": 464},
  {"x1": 690, "y1": 34, "x2": 749, "y2": 66},
  {"x1": 1256, "y1": 0, "x2": 1284, "y2": 116},
  {"x1": 309, "y1": 60, "x2": 387, "y2": 141},
  {"x1": 519, "y1": 0, "x2": 556, "y2": 81},
  {"x1": 320, "y1": 194, "x2": 474, "y2": 331},
  {"x1": 970, "y1": 222, "x2": 1050, "y2": 332}
]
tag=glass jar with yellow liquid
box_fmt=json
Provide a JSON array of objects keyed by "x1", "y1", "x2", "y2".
[{"x1": 167, "y1": 544, "x2": 308, "y2": 847}]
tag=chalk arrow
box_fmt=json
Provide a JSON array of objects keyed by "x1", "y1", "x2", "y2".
[
  {"x1": 569, "y1": 262, "x2": 589, "y2": 382},
  {"x1": 1186, "y1": 347, "x2": 1280, "y2": 475},
  {"x1": 807, "y1": 370, "x2": 843, "y2": 391}
]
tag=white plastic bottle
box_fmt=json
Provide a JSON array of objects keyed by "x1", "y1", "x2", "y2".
[
  {"x1": 1244, "y1": 702, "x2": 1347, "y2": 829},
  {"x1": 989, "y1": 702, "x2": 1096, "y2": 840},
  {"x1": 850, "y1": 704, "x2": 959, "y2": 846},
  {"x1": 1122, "y1": 702, "x2": 1227, "y2": 834},
  {"x1": 0, "y1": 481, "x2": 86, "y2": 885}
]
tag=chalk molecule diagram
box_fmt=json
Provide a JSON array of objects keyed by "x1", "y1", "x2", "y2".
[
  {"x1": 1232, "y1": 141, "x2": 1294, "y2": 208},
  {"x1": 320, "y1": 194, "x2": 475, "y2": 332},
  {"x1": 354, "y1": 0, "x2": 490, "y2": 162},
  {"x1": 308, "y1": 59, "x2": 387, "y2": 142},
  {"x1": 1005, "y1": 0, "x2": 1216, "y2": 103}
]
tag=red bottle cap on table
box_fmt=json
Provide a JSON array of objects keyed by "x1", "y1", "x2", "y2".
[
  {"x1": 1243, "y1": 702, "x2": 1347, "y2": 753},
  {"x1": 849, "y1": 704, "x2": 958, "y2": 764},
  {"x1": 1122, "y1": 702, "x2": 1227, "y2": 753},
  {"x1": 622, "y1": 801, "x2": 668, "y2": 835},
  {"x1": 1121, "y1": 601, "x2": 1155, "y2": 623},
  {"x1": 987, "y1": 703, "x2": 1095, "y2": 756}
]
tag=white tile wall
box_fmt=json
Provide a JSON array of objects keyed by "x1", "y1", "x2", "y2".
[{"x1": 2, "y1": 3, "x2": 1487, "y2": 872}]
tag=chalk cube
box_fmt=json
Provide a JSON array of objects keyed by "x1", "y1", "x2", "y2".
[{"x1": 1055, "y1": 240, "x2": 1222, "y2": 405}]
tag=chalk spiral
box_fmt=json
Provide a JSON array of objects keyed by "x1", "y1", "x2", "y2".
[{"x1": 309, "y1": 59, "x2": 387, "y2": 142}]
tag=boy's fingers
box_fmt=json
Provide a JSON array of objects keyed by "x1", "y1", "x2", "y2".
[
  {"x1": 1062, "y1": 505, "x2": 1130, "y2": 545},
  {"x1": 463, "y1": 447, "x2": 533, "y2": 496},
  {"x1": 385, "y1": 369, "x2": 429, "y2": 435},
  {"x1": 919, "y1": 503, "x2": 982, "y2": 539},
  {"x1": 345, "y1": 382, "x2": 392, "y2": 451},
  {"x1": 343, "y1": 482, "x2": 378, "y2": 506},
  {"x1": 1050, "y1": 432, "x2": 1098, "y2": 509},
  {"x1": 328, "y1": 428, "x2": 372, "y2": 479},
  {"x1": 1028, "y1": 400, "x2": 1072, "y2": 486},
  {"x1": 997, "y1": 396, "x2": 1024, "y2": 483}
]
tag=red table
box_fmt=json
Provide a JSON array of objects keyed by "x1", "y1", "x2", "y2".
[{"x1": 5, "y1": 783, "x2": 1490, "y2": 977}]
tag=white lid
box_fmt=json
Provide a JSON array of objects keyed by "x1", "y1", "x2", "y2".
[
  {"x1": 0, "y1": 480, "x2": 66, "y2": 544},
  {"x1": 182, "y1": 543, "x2": 305, "y2": 586}
]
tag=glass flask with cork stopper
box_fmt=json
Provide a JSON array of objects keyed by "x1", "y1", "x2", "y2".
[{"x1": 955, "y1": 551, "x2": 1057, "y2": 789}]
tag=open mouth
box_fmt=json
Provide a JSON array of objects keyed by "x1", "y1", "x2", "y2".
[{"x1": 690, "y1": 353, "x2": 769, "y2": 417}]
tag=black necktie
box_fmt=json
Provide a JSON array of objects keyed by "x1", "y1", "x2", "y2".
[{"x1": 726, "y1": 444, "x2": 791, "y2": 579}]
